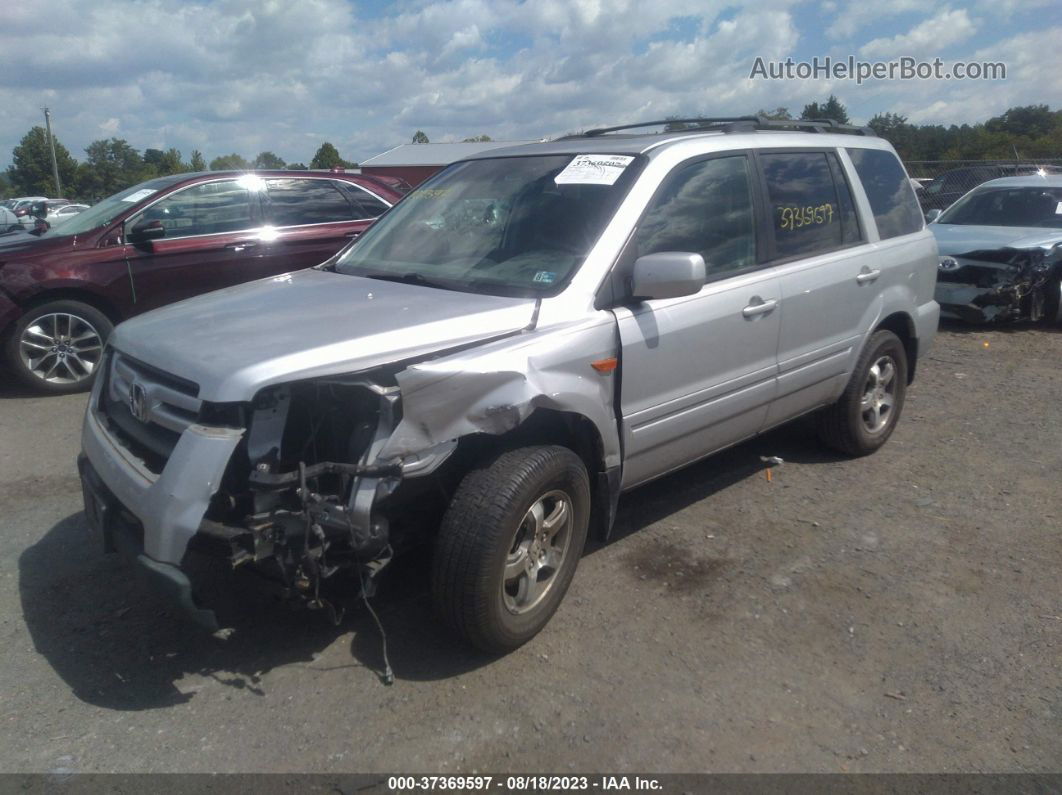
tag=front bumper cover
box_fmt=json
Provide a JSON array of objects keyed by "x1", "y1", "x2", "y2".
[
  {"x1": 78, "y1": 453, "x2": 219, "y2": 630},
  {"x1": 80, "y1": 398, "x2": 243, "y2": 566}
]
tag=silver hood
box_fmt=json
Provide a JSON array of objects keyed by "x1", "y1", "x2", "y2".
[
  {"x1": 110, "y1": 269, "x2": 537, "y2": 402},
  {"x1": 931, "y1": 223, "x2": 1062, "y2": 255}
]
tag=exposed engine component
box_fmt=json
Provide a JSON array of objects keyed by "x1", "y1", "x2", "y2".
[{"x1": 195, "y1": 378, "x2": 408, "y2": 608}]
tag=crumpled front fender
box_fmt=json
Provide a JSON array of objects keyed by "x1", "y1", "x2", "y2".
[{"x1": 378, "y1": 316, "x2": 622, "y2": 472}]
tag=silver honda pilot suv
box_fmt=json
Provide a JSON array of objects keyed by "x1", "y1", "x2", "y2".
[{"x1": 79, "y1": 118, "x2": 939, "y2": 653}]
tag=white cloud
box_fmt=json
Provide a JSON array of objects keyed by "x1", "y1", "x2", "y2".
[
  {"x1": 898, "y1": 27, "x2": 1062, "y2": 124},
  {"x1": 860, "y1": 9, "x2": 977, "y2": 58},
  {"x1": 827, "y1": 0, "x2": 926, "y2": 39},
  {"x1": 0, "y1": 0, "x2": 1054, "y2": 168}
]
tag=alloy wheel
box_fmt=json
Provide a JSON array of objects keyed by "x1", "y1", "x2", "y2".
[
  {"x1": 501, "y1": 489, "x2": 573, "y2": 614},
  {"x1": 860, "y1": 355, "x2": 897, "y2": 434},
  {"x1": 19, "y1": 312, "x2": 103, "y2": 385}
]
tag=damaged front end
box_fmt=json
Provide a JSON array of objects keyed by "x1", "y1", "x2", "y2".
[
  {"x1": 936, "y1": 244, "x2": 1062, "y2": 323},
  {"x1": 195, "y1": 375, "x2": 455, "y2": 612}
]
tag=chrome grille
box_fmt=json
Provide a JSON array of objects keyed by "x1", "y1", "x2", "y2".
[{"x1": 98, "y1": 351, "x2": 201, "y2": 473}]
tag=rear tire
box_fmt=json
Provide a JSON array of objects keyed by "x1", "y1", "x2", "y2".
[
  {"x1": 4, "y1": 299, "x2": 112, "y2": 394},
  {"x1": 432, "y1": 445, "x2": 591, "y2": 653},
  {"x1": 818, "y1": 329, "x2": 908, "y2": 457}
]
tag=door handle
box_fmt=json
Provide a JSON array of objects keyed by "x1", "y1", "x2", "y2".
[
  {"x1": 224, "y1": 241, "x2": 258, "y2": 252},
  {"x1": 856, "y1": 267, "x2": 881, "y2": 284},
  {"x1": 742, "y1": 297, "x2": 778, "y2": 318},
  {"x1": 345, "y1": 230, "x2": 362, "y2": 238}
]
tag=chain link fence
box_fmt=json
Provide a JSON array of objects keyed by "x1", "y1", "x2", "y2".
[{"x1": 904, "y1": 158, "x2": 1062, "y2": 213}]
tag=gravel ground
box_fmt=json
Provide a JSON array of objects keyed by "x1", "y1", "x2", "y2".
[{"x1": 0, "y1": 325, "x2": 1059, "y2": 774}]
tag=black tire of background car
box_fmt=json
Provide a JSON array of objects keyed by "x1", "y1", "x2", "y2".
[
  {"x1": 4, "y1": 299, "x2": 113, "y2": 395},
  {"x1": 1039, "y1": 277, "x2": 1062, "y2": 325},
  {"x1": 817, "y1": 329, "x2": 908, "y2": 457},
  {"x1": 432, "y1": 445, "x2": 591, "y2": 653}
]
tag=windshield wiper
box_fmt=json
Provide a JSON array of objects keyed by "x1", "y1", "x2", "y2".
[{"x1": 360, "y1": 272, "x2": 451, "y2": 290}]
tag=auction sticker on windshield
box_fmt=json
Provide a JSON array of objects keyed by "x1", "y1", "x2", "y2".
[
  {"x1": 555, "y1": 155, "x2": 634, "y2": 186},
  {"x1": 121, "y1": 188, "x2": 157, "y2": 203}
]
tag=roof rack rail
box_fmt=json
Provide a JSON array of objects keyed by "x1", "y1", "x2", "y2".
[
  {"x1": 582, "y1": 117, "x2": 759, "y2": 136},
  {"x1": 579, "y1": 116, "x2": 876, "y2": 137}
]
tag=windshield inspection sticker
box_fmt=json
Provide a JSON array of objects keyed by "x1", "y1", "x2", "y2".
[
  {"x1": 121, "y1": 188, "x2": 157, "y2": 203},
  {"x1": 533, "y1": 271, "x2": 557, "y2": 284},
  {"x1": 555, "y1": 154, "x2": 635, "y2": 186}
]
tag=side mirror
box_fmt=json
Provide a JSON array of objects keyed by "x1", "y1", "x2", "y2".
[
  {"x1": 30, "y1": 201, "x2": 47, "y2": 219},
  {"x1": 128, "y1": 218, "x2": 166, "y2": 243},
  {"x1": 925, "y1": 208, "x2": 942, "y2": 223},
  {"x1": 630, "y1": 252, "x2": 705, "y2": 301}
]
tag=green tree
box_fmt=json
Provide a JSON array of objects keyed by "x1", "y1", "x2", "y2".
[
  {"x1": 143, "y1": 148, "x2": 165, "y2": 171},
  {"x1": 209, "y1": 153, "x2": 250, "y2": 170},
  {"x1": 462, "y1": 134, "x2": 493, "y2": 142},
  {"x1": 310, "y1": 142, "x2": 347, "y2": 169},
  {"x1": 985, "y1": 105, "x2": 1054, "y2": 139},
  {"x1": 663, "y1": 116, "x2": 696, "y2": 131},
  {"x1": 800, "y1": 95, "x2": 850, "y2": 125},
  {"x1": 75, "y1": 138, "x2": 147, "y2": 201},
  {"x1": 756, "y1": 107, "x2": 792, "y2": 120},
  {"x1": 253, "y1": 151, "x2": 286, "y2": 169},
  {"x1": 144, "y1": 147, "x2": 185, "y2": 176},
  {"x1": 7, "y1": 126, "x2": 78, "y2": 196},
  {"x1": 866, "y1": 112, "x2": 916, "y2": 159},
  {"x1": 189, "y1": 150, "x2": 207, "y2": 171},
  {"x1": 286, "y1": 162, "x2": 308, "y2": 170},
  {"x1": 411, "y1": 130, "x2": 430, "y2": 144}
]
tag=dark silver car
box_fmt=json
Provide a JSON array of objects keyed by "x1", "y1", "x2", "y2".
[
  {"x1": 79, "y1": 118, "x2": 939, "y2": 653},
  {"x1": 930, "y1": 175, "x2": 1062, "y2": 323}
]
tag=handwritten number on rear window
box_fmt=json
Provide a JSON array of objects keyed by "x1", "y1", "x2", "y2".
[{"x1": 778, "y1": 203, "x2": 834, "y2": 231}]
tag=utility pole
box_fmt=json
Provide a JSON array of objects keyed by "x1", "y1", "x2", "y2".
[{"x1": 43, "y1": 107, "x2": 62, "y2": 196}]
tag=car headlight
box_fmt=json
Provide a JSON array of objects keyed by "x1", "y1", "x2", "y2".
[{"x1": 938, "y1": 256, "x2": 960, "y2": 271}]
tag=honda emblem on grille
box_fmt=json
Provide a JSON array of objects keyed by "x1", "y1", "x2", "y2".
[{"x1": 128, "y1": 382, "x2": 149, "y2": 423}]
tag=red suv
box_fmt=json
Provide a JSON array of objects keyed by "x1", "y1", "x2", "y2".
[{"x1": 0, "y1": 171, "x2": 401, "y2": 393}]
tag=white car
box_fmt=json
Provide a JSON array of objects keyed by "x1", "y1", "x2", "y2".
[
  {"x1": 47, "y1": 202, "x2": 89, "y2": 225},
  {"x1": 7, "y1": 196, "x2": 48, "y2": 226},
  {"x1": 0, "y1": 205, "x2": 23, "y2": 232}
]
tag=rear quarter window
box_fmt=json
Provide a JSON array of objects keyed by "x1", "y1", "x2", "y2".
[{"x1": 847, "y1": 148, "x2": 924, "y2": 239}]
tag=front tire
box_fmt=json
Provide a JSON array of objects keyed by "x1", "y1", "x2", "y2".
[
  {"x1": 818, "y1": 329, "x2": 908, "y2": 457},
  {"x1": 4, "y1": 300, "x2": 112, "y2": 394},
  {"x1": 1038, "y1": 277, "x2": 1062, "y2": 325},
  {"x1": 432, "y1": 445, "x2": 591, "y2": 653}
]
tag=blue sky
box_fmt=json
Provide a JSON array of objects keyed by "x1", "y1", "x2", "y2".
[{"x1": 2, "y1": 0, "x2": 1059, "y2": 169}]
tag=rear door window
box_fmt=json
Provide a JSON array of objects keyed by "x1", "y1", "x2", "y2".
[
  {"x1": 336, "y1": 182, "x2": 391, "y2": 219},
  {"x1": 760, "y1": 151, "x2": 861, "y2": 260},
  {"x1": 127, "y1": 180, "x2": 255, "y2": 238},
  {"x1": 847, "y1": 148, "x2": 924, "y2": 239},
  {"x1": 264, "y1": 178, "x2": 355, "y2": 226}
]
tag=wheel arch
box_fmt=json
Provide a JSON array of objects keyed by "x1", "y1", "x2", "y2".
[
  {"x1": 874, "y1": 311, "x2": 918, "y2": 384},
  {"x1": 20, "y1": 288, "x2": 123, "y2": 325},
  {"x1": 453, "y1": 407, "x2": 619, "y2": 540}
]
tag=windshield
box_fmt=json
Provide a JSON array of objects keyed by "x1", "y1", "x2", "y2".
[
  {"x1": 334, "y1": 154, "x2": 643, "y2": 296},
  {"x1": 46, "y1": 176, "x2": 180, "y2": 236},
  {"x1": 938, "y1": 186, "x2": 1062, "y2": 228}
]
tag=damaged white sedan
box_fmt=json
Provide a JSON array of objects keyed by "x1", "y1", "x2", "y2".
[
  {"x1": 78, "y1": 118, "x2": 939, "y2": 654},
  {"x1": 930, "y1": 175, "x2": 1062, "y2": 324}
]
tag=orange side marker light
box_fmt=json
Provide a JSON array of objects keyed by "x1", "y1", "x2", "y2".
[{"x1": 590, "y1": 357, "x2": 618, "y2": 373}]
